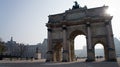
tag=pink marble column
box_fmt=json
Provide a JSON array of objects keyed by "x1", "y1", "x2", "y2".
[
  {"x1": 106, "y1": 21, "x2": 114, "y2": 48},
  {"x1": 63, "y1": 25, "x2": 67, "y2": 50},
  {"x1": 48, "y1": 27, "x2": 52, "y2": 51},
  {"x1": 86, "y1": 22, "x2": 95, "y2": 62},
  {"x1": 62, "y1": 25, "x2": 69, "y2": 62},
  {"x1": 86, "y1": 22, "x2": 92, "y2": 49},
  {"x1": 46, "y1": 27, "x2": 53, "y2": 62}
]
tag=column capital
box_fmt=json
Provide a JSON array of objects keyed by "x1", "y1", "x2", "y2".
[
  {"x1": 108, "y1": 48, "x2": 115, "y2": 51},
  {"x1": 47, "y1": 51, "x2": 53, "y2": 54},
  {"x1": 47, "y1": 27, "x2": 52, "y2": 32},
  {"x1": 63, "y1": 50, "x2": 69, "y2": 53},
  {"x1": 104, "y1": 22, "x2": 110, "y2": 26},
  {"x1": 47, "y1": 28, "x2": 52, "y2": 32},
  {"x1": 86, "y1": 22, "x2": 91, "y2": 27},
  {"x1": 62, "y1": 25, "x2": 67, "y2": 30},
  {"x1": 88, "y1": 49, "x2": 94, "y2": 52}
]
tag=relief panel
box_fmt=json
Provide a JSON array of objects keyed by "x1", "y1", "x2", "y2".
[
  {"x1": 66, "y1": 12, "x2": 85, "y2": 21},
  {"x1": 91, "y1": 23, "x2": 106, "y2": 36}
]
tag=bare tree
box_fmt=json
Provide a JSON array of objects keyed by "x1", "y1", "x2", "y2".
[
  {"x1": 0, "y1": 38, "x2": 6, "y2": 60},
  {"x1": 0, "y1": 42, "x2": 6, "y2": 55}
]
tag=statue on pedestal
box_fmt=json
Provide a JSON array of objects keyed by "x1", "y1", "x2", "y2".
[{"x1": 72, "y1": 1, "x2": 80, "y2": 9}]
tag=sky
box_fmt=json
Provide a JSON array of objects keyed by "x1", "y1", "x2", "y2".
[{"x1": 0, "y1": 0, "x2": 120, "y2": 48}]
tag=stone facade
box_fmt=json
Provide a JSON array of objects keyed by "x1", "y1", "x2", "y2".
[
  {"x1": 5, "y1": 37, "x2": 20, "y2": 57},
  {"x1": 4, "y1": 38, "x2": 47, "y2": 59},
  {"x1": 46, "y1": 4, "x2": 117, "y2": 62}
]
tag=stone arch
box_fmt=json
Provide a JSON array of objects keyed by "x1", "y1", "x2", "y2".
[
  {"x1": 68, "y1": 30, "x2": 87, "y2": 61},
  {"x1": 94, "y1": 43, "x2": 105, "y2": 61},
  {"x1": 92, "y1": 38, "x2": 109, "y2": 61},
  {"x1": 46, "y1": 5, "x2": 117, "y2": 62},
  {"x1": 94, "y1": 42, "x2": 106, "y2": 61},
  {"x1": 69, "y1": 30, "x2": 86, "y2": 40},
  {"x1": 53, "y1": 43, "x2": 63, "y2": 62},
  {"x1": 93, "y1": 39, "x2": 105, "y2": 46}
]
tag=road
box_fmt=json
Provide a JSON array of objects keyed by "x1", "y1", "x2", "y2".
[{"x1": 0, "y1": 58, "x2": 120, "y2": 67}]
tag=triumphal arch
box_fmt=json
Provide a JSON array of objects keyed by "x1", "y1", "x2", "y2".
[{"x1": 46, "y1": 2, "x2": 116, "y2": 62}]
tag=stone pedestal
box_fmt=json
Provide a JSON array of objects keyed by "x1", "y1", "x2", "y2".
[
  {"x1": 62, "y1": 50, "x2": 69, "y2": 62},
  {"x1": 35, "y1": 53, "x2": 41, "y2": 60},
  {"x1": 86, "y1": 49, "x2": 95, "y2": 62},
  {"x1": 46, "y1": 51, "x2": 53, "y2": 62}
]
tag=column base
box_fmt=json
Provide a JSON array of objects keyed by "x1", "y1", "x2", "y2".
[
  {"x1": 106, "y1": 59, "x2": 117, "y2": 62},
  {"x1": 86, "y1": 49, "x2": 95, "y2": 62},
  {"x1": 86, "y1": 59, "x2": 95, "y2": 62},
  {"x1": 46, "y1": 59, "x2": 55, "y2": 62},
  {"x1": 108, "y1": 48, "x2": 117, "y2": 62},
  {"x1": 62, "y1": 50, "x2": 69, "y2": 62},
  {"x1": 46, "y1": 51, "x2": 53, "y2": 62},
  {"x1": 46, "y1": 60, "x2": 51, "y2": 62},
  {"x1": 62, "y1": 60, "x2": 68, "y2": 62}
]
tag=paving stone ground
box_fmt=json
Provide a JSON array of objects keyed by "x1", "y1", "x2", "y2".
[{"x1": 0, "y1": 58, "x2": 120, "y2": 67}]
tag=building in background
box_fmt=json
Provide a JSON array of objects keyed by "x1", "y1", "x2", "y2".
[
  {"x1": 5, "y1": 37, "x2": 20, "y2": 57},
  {"x1": 23, "y1": 39, "x2": 47, "y2": 59},
  {"x1": 4, "y1": 37, "x2": 47, "y2": 59}
]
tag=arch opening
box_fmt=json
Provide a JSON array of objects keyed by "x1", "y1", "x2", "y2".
[
  {"x1": 69, "y1": 29, "x2": 87, "y2": 62},
  {"x1": 74, "y1": 35, "x2": 86, "y2": 50},
  {"x1": 74, "y1": 35, "x2": 87, "y2": 61},
  {"x1": 94, "y1": 43, "x2": 105, "y2": 61},
  {"x1": 53, "y1": 44, "x2": 63, "y2": 62}
]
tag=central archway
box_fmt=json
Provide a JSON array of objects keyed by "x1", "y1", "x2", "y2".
[
  {"x1": 74, "y1": 35, "x2": 87, "y2": 61},
  {"x1": 69, "y1": 30, "x2": 87, "y2": 61},
  {"x1": 74, "y1": 35, "x2": 86, "y2": 50}
]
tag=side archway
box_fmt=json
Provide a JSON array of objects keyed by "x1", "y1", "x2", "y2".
[
  {"x1": 93, "y1": 39, "x2": 108, "y2": 61},
  {"x1": 53, "y1": 43, "x2": 63, "y2": 62},
  {"x1": 94, "y1": 43, "x2": 105, "y2": 61}
]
